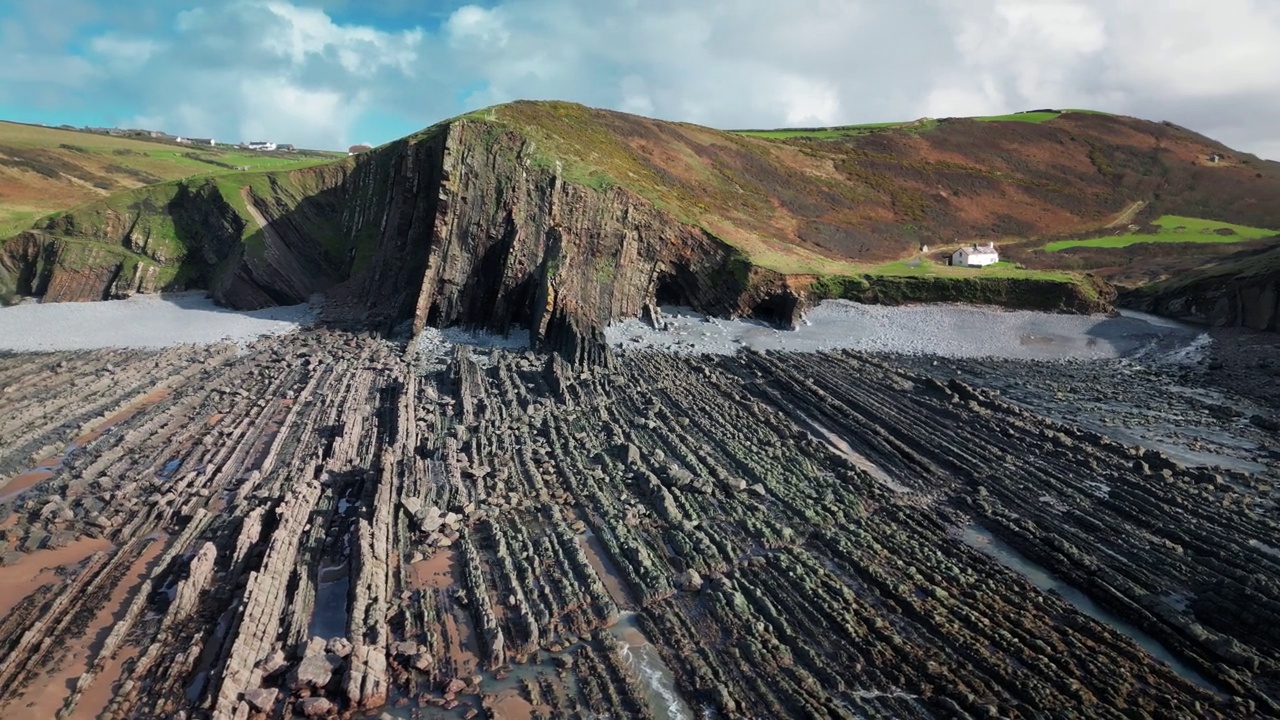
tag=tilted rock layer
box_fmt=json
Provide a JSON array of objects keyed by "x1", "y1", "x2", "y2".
[{"x1": 9, "y1": 101, "x2": 1280, "y2": 348}]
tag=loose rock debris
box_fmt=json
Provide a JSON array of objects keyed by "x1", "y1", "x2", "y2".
[{"x1": 0, "y1": 330, "x2": 1277, "y2": 719}]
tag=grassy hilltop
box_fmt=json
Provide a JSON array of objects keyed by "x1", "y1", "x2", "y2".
[
  {"x1": 0, "y1": 121, "x2": 340, "y2": 237},
  {"x1": 3, "y1": 101, "x2": 1279, "y2": 316}
]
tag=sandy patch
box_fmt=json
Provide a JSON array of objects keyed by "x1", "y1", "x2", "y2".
[
  {"x1": 443, "y1": 608, "x2": 481, "y2": 677},
  {"x1": 4, "y1": 536, "x2": 168, "y2": 720},
  {"x1": 0, "y1": 537, "x2": 113, "y2": 616},
  {"x1": 577, "y1": 533, "x2": 633, "y2": 610},
  {"x1": 492, "y1": 691, "x2": 536, "y2": 720},
  {"x1": 409, "y1": 550, "x2": 457, "y2": 591}
]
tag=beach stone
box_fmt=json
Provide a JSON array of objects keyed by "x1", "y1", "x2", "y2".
[
  {"x1": 242, "y1": 687, "x2": 278, "y2": 712},
  {"x1": 290, "y1": 638, "x2": 342, "y2": 689},
  {"x1": 327, "y1": 637, "x2": 354, "y2": 658},
  {"x1": 297, "y1": 696, "x2": 334, "y2": 717}
]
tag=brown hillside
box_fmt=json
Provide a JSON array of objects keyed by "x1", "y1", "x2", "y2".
[
  {"x1": 474, "y1": 102, "x2": 1280, "y2": 276},
  {"x1": 5, "y1": 101, "x2": 1280, "y2": 351}
]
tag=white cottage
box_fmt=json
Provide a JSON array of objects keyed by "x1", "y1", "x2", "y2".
[{"x1": 951, "y1": 242, "x2": 999, "y2": 267}]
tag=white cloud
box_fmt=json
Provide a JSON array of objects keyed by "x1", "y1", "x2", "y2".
[
  {"x1": 922, "y1": 0, "x2": 1108, "y2": 117},
  {"x1": 89, "y1": 35, "x2": 161, "y2": 66},
  {"x1": 445, "y1": 5, "x2": 509, "y2": 48},
  {"x1": 261, "y1": 2, "x2": 423, "y2": 75},
  {"x1": 1099, "y1": 0, "x2": 1280, "y2": 98},
  {"x1": 71, "y1": 1, "x2": 429, "y2": 148},
  {"x1": 6, "y1": 0, "x2": 1280, "y2": 158},
  {"x1": 237, "y1": 77, "x2": 358, "y2": 145}
]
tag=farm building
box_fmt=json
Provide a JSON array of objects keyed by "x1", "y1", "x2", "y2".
[{"x1": 951, "y1": 243, "x2": 999, "y2": 267}]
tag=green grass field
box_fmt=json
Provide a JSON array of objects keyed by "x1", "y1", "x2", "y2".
[
  {"x1": 867, "y1": 258, "x2": 1076, "y2": 282},
  {"x1": 972, "y1": 111, "x2": 1061, "y2": 123},
  {"x1": 0, "y1": 120, "x2": 343, "y2": 237},
  {"x1": 730, "y1": 110, "x2": 1073, "y2": 140},
  {"x1": 1044, "y1": 215, "x2": 1278, "y2": 251}
]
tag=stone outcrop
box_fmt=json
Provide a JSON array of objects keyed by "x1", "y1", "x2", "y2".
[
  {"x1": 169, "y1": 541, "x2": 217, "y2": 622},
  {"x1": 1126, "y1": 270, "x2": 1280, "y2": 331},
  {"x1": 0, "y1": 120, "x2": 800, "y2": 359},
  {"x1": 1, "y1": 327, "x2": 1277, "y2": 718}
]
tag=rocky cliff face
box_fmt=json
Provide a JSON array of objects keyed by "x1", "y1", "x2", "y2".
[
  {"x1": 2, "y1": 109, "x2": 1125, "y2": 359},
  {"x1": 1125, "y1": 266, "x2": 1280, "y2": 331},
  {"x1": 387, "y1": 121, "x2": 792, "y2": 361}
]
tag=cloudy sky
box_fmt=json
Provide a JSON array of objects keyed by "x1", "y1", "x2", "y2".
[{"x1": 1, "y1": 0, "x2": 1276, "y2": 157}]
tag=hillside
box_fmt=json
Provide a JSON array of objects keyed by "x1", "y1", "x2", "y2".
[
  {"x1": 3, "y1": 101, "x2": 1280, "y2": 355},
  {"x1": 0, "y1": 121, "x2": 340, "y2": 237}
]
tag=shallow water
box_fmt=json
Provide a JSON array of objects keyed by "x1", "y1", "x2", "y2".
[
  {"x1": 961, "y1": 524, "x2": 1222, "y2": 694},
  {"x1": 611, "y1": 612, "x2": 694, "y2": 720},
  {"x1": 309, "y1": 562, "x2": 350, "y2": 640}
]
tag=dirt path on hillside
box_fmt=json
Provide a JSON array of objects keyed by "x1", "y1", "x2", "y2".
[{"x1": 1106, "y1": 199, "x2": 1146, "y2": 228}]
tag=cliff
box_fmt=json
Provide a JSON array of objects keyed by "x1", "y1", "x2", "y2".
[
  {"x1": 0, "y1": 168, "x2": 359, "y2": 308},
  {"x1": 4, "y1": 100, "x2": 1278, "y2": 354},
  {"x1": 1123, "y1": 246, "x2": 1280, "y2": 331},
  {"x1": 0, "y1": 120, "x2": 795, "y2": 360}
]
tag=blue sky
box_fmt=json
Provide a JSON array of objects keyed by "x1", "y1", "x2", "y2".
[{"x1": 2, "y1": 0, "x2": 1278, "y2": 158}]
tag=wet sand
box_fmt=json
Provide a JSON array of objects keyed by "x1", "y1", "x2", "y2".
[
  {"x1": 73, "y1": 388, "x2": 173, "y2": 447},
  {"x1": 1, "y1": 388, "x2": 171, "y2": 503},
  {"x1": 4, "y1": 536, "x2": 169, "y2": 720},
  {"x1": 409, "y1": 549, "x2": 458, "y2": 591},
  {"x1": 491, "y1": 691, "x2": 536, "y2": 720},
  {"x1": 443, "y1": 609, "x2": 481, "y2": 677},
  {"x1": 0, "y1": 537, "x2": 113, "y2": 617},
  {"x1": 0, "y1": 466, "x2": 56, "y2": 502},
  {"x1": 577, "y1": 532, "x2": 633, "y2": 609}
]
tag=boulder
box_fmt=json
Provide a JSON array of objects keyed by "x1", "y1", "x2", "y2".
[
  {"x1": 297, "y1": 696, "x2": 334, "y2": 717},
  {"x1": 327, "y1": 637, "x2": 354, "y2": 658},
  {"x1": 412, "y1": 651, "x2": 434, "y2": 671},
  {"x1": 676, "y1": 569, "x2": 704, "y2": 592},
  {"x1": 259, "y1": 648, "x2": 288, "y2": 677},
  {"x1": 242, "y1": 687, "x2": 278, "y2": 712},
  {"x1": 290, "y1": 638, "x2": 343, "y2": 690}
]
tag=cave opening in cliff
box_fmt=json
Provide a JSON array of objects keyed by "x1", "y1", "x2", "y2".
[
  {"x1": 655, "y1": 274, "x2": 690, "y2": 308},
  {"x1": 750, "y1": 293, "x2": 797, "y2": 327}
]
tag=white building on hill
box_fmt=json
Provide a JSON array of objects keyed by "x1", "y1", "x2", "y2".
[
  {"x1": 951, "y1": 242, "x2": 999, "y2": 267},
  {"x1": 247, "y1": 141, "x2": 277, "y2": 151}
]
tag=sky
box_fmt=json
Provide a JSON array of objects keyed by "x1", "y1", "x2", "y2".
[{"x1": 1, "y1": 0, "x2": 1277, "y2": 158}]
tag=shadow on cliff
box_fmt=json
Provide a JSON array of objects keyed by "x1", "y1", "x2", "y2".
[{"x1": 202, "y1": 180, "x2": 358, "y2": 315}]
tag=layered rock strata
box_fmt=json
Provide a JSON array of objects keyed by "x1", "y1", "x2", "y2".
[{"x1": 0, "y1": 330, "x2": 1276, "y2": 718}]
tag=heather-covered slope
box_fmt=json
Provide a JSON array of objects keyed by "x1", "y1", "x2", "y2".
[
  {"x1": 471, "y1": 102, "x2": 1280, "y2": 274},
  {"x1": 4, "y1": 101, "x2": 1279, "y2": 352}
]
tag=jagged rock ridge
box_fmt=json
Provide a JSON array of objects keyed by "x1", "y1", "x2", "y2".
[{"x1": 8, "y1": 100, "x2": 1280, "y2": 350}]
